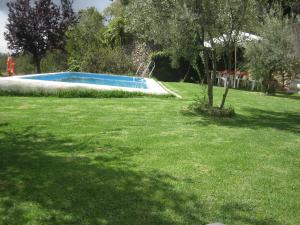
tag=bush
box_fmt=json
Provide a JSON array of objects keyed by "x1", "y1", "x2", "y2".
[
  {"x1": 68, "y1": 58, "x2": 83, "y2": 72},
  {"x1": 41, "y1": 50, "x2": 68, "y2": 73},
  {"x1": 83, "y1": 47, "x2": 133, "y2": 74},
  {"x1": 261, "y1": 79, "x2": 279, "y2": 95},
  {"x1": 0, "y1": 51, "x2": 67, "y2": 76},
  {"x1": 0, "y1": 54, "x2": 6, "y2": 75},
  {"x1": 150, "y1": 51, "x2": 199, "y2": 82},
  {"x1": 68, "y1": 47, "x2": 133, "y2": 74},
  {"x1": 14, "y1": 54, "x2": 36, "y2": 75},
  {"x1": 245, "y1": 10, "x2": 297, "y2": 94},
  {"x1": 66, "y1": 8, "x2": 134, "y2": 75},
  {"x1": 184, "y1": 95, "x2": 235, "y2": 118}
]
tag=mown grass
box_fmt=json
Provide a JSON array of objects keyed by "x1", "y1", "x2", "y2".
[
  {"x1": 0, "y1": 87, "x2": 174, "y2": 99},
  {"x1": 0, "y1": 82, "x2": 299, "y2": 225}
]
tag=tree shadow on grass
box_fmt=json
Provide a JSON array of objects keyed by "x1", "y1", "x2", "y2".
[
  {"x1": 193, "y1": 107, "x2": 300, "y2": 134},
  {"x1": 0, "y1": 122, "x2": 9, "y2": 127},
  {"x1": 0, "y1": 128, "x2": 206, "y2": 225},
  {"x1": 274, "y1": 93, "x2": 300, "y2": 101},
  {"x1": 220, "y1": 202, "x2": 284, "y2": 225}
]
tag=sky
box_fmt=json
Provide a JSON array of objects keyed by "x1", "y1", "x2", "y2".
[{"x1": 0, "y1": 0, "x2": 112, "y2": 53}]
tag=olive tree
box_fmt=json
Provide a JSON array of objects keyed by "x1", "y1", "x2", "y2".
[
  {"x1": 126, "y1": 0, "x2": 257, "y2": 109},
  {"x1": 245, "y1": 12, "x2": 298, "y2": 94}
]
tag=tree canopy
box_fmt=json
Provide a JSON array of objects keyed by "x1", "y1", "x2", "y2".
[
  {"x1": 66, "y1": 7, "x2": 132, "y2": 74},
  {"x1": 5, "y1": 0, "x2": 76, "y2": 73},
  {"x1": 126, "y1": 0, "x2": 258, "y2": 108},
  {"x1": 245, "y1": 10, "x2": 298, "y2": 93}
]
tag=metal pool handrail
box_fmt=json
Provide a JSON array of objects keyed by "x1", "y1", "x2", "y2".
[{"x1": 136, "y1": 61, "x2": 156, "y2": 78}]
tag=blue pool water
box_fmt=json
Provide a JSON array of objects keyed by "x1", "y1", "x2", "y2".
[{"x1": 22, "y1": 72, "x2": 148, "y2": 89}]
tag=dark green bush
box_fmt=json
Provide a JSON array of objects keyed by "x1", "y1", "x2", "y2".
[
  {"x1": 184, "y1": 95, "x2": 235, "y2": 118},
  {"x1": 261, "y1": 79, "x2": 279, "y2": 95},
  {"x1": 14, "y1": 54, "x2": 36, "y2": 75},
  {"x1": 67, "y1": 46, "x2": 133, "y2": 75},
  {"x1": 41, "y1": 50, "x2": 68, "y2": 73},
  {"x1": 0, "y1": 54, "x2": 6, "y2": 75},
  {"x1": 150, "y1": 51, "x2": 199, "y2": 82},
  {"x1": 0, "y1": 51, "x2": 68, "y2": 75}
]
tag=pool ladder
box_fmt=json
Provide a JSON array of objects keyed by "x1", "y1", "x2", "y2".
[{"x1": 136, "y1": 61, "x2": 155, "y2": 78}]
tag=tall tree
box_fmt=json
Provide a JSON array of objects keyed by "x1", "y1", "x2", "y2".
[
  {"x1": 126, "y1": 0, "x2": 257, "y2": 109},
  {"x1": 5, "y1": 0, "x2": 76, "y2": 73},
  {"x1": 66, "y1": 8, "x2": 132, "y2": 74},
  {"x1": 245, "y1": 9, "x2": 298, "y2": 94}
]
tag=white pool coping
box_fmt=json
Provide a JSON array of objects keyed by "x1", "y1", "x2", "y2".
[{"x1": 0, "y1": 72, "x2": 171, "y2": 96}]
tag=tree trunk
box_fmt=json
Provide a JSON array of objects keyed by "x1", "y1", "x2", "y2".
[
  {"x1": 212, "y1": 50, "x2": 217, "y2": 87},
  {"x1": 34, "y1": 55, "x2": 41, "y2": 73},
  {"x1": 220, "y1": 86, "x2": 229, "y2": 109},
  {"x1": 219, "y1": 47, "x2": 232, "y2": 109},
  {"x1": 183, "y1": 64, "x2": 191, "y2": 82},
  {"x1": 227, "y1": 47, "x2": 232, "y2": 71},
  {"x1": 203, "y1": 50, "x2": 213, "y2": 107}
]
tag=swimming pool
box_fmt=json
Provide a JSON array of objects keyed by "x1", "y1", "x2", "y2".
[
  {"x1": 22, "y1": 72, "x2": 148, "y2": 89},
  {"x1": 0, "y1": 72, "x2": 171, "y2": 95}
]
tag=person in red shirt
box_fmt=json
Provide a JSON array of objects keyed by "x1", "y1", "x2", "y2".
[{"x1": 6, "y1": 56, "x2": 15, "y2": 76}]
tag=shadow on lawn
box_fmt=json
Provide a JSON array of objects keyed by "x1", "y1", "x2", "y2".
[
  {"x1": 220, "y1": 203, "x2": 284, "y2": 225},
  {"x1": 195, "y1": 107, "x2": 300, "y2": 134},
  {"x1": 0, "y1": 127, "x2": 205, "y2": 225},
  {"x1": 0, "y1": 128, "x2": 285, "y2": 225},
  {"x1": 274, "y1": 93, "x2": 300, "y2": 101},
  {"x1": 0, "y1": 122, "x2": 9, "y2": 127}
]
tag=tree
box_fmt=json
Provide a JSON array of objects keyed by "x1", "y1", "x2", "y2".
[
  {"x1": 106, "y1": 0, "x2": 130, "y2": 19},
  {"x1": 5, "y1": 0, "x2": 76, "y2": 73},
  {"x1": 103, "y1": 17, "x2": 131, "y2": 48},
  {"x1": 211, "y1": 0, "x2": 258, "y2": 108},
  {"x1": 245, "y1": 10, "x2": 297, "y2": 94},
  {"x1": 66, "y1": 8, "x2": 133, "y2": 74},
  {"x1": 66, "y1": 7, "x2": 105, "y2": 59},
  {"x1": 126, "y1": 0, "x2": 257, "y2": 109}
]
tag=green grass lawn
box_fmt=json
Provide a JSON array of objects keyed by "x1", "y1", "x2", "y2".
[{"x1": 0, "y1": 83, "x2": 299, "y2": 225}]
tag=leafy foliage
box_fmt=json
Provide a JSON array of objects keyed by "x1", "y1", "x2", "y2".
[
  {"x1": 103, "y1": 17, "x2": 132, "y2": 48},
  {"x1": 41, "y1": 50, "x2": 68, "y2": 73},
  {"x1": 66, "y1": 8, "x2": 133, "y2": 74},
  {"x1": 245, "y1": 10, "x2": 298, "y2": 94},
  {"x1": 0, "y1": 54, "x2": 6, "y2": 76},
  {"x1": 126, "y1": 0, "x2": 258, "y2": 111},
  {"x1": 66, "y1": 7, "x2": 105, "y2": 58},
  {"x1": 14, "y1": 54, "x2": 36, "y2": 75},
  {"x1": 0, "y1": 52, "x2": 67, "y2": 75},
  {"x1": 150, "y1": 51, "x2": 200, "y2": 82}
]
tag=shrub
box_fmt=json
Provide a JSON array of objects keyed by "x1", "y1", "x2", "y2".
[
  {"x1": 66, "y1": 8, "x2": 134, "y2": 75},
  {"x1": 184, "y1": 95, "x2": 235, "y2": 118},
  {"x1": 0, "y1": 54, "x2": 6, "y2": 75},
  {"x1": 41, "y1": 50, "x2": 68, "y2": 73},
  {"x1": 68, "y1": 58, "x2": 83, "y2": 72},
  {"x1": 79, "y1": 47, "x2": 133, "y2": 74},
  {"x1": 0, "y1": 51, "x2": 68, "y2": 75},
  {"x1": 150, "y1": 51, "x2": 199, "y2": 82},
  {"x1": 245, "y1": 9, "x2": 297, "y2": 94},
  {"x1": 14, "y1": 54, "x2": 36, "y2": 75}
]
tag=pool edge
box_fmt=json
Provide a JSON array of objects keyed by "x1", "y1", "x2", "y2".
[{"x1": 0, "y1": 72, "x2": 174, "y2": 96}]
